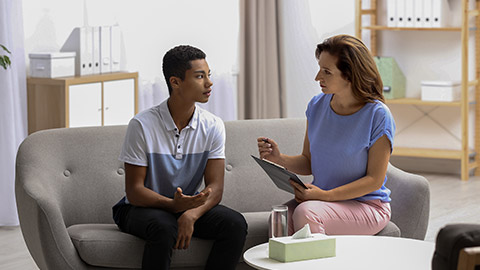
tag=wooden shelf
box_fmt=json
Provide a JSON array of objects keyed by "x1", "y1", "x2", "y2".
[
  {"x1": 392, "y1": 147, "x2": 475, "y2": 160},
  {"x1": 385, "y1": 98, "x2": 462, "y2": 106},
  {"x1": 362, "y1": 25, "x2": 462, "y2": 31},
  {"x1": 356, "y1": 0, "x2": 480, "y2": 180}
]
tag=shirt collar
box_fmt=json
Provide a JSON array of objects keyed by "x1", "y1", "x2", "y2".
[{"x1": 159, "y1": 99, "x2": 199, "y2": 131}]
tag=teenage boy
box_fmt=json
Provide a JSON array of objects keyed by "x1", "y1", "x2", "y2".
[{"x1": 113, "y1": 45, "x2": 247, "y2": 270}]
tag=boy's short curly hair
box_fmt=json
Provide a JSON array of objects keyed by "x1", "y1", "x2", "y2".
[{"x1": 162, "y1": 45, "x2": 206, "y2": 95}]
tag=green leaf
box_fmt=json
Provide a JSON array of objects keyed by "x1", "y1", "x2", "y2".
[
  {"x1": 0, "y1": 57, "x2": 6, "y2": 70},
  {"x1": 5, "y1": 55, "x2": 11, "y2": 66},
  {"x1": 0, "y1": 55, "x2": 11, "y2": 70},
  {"x1": 0, "y1": 44, "x2": 11, "y2": 54}
]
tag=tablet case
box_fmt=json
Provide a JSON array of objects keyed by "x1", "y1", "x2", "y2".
[{"x1": 251, "y1": 155, "x2": 307, "y2": 194}]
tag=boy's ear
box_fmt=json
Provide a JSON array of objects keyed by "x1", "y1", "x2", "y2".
[{"x1": 169, "y1": 76, "x2": 181, "y2": 89}]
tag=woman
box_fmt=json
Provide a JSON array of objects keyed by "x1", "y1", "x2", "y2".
[{"x1": 258, "y1": 34, "x2": 395, "y2": 235}]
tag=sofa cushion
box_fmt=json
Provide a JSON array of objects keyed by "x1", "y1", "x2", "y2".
[
  {"x1": 68, "y1": 210, "x2": 398, "y2": 268},
  {"x1": 376, "y1": 221, "x2": 401, "y2": 237},
  {"x1": 68, "y1": 212, "x2": 270, "y2": 269},
  {"x1": 240, "y1": 212, "x2": 270, "y2": 250}
]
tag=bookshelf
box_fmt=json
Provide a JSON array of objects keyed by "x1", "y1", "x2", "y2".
[{"x1": 355, "y1": 0, "x2": 480, "y2": 180}]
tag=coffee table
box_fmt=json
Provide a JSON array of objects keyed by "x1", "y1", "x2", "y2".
[{"x1": 243, "y1": 235, "x2": 435, "y2": 270}]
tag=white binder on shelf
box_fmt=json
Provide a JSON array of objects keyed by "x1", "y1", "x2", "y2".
[
  {"x1": 405, "y1": 0, "x2": 415, "y2": 27},
  {"x1": 396, "y1": 0, "x2": 406, "y2": 27},
  {"x1": 414, "y1": 0, "x2": 424, "y2": 27},
  {"x1": 423, "y1": 0, "x2": 433, "y2": 28},
  {"x1": 60, "y1": 27, "x2": 93, "y2": 76},
  {"x1": 111, "y1": 25, "x2": 121, "y2": 72},
  {"x1": 100, "y1": 26, "x2": 111, "y2": 73},
  {"x1": 432, "y1": 0, "x2": 450, "y2": 27},
  {"x1": 92, "y1": 26, "x2": 101, "y2": 74},
  {"x1": 387, "y1": 0, "x2": 397, "y2": 27}
]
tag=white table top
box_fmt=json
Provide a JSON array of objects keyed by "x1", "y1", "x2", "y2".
[{"x1": 243, "y1": 235, "x2": 435, "y2": 270}]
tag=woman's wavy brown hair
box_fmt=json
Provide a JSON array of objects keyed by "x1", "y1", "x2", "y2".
[{"x1": 315, "y1": 35, "x2": 384, "y2": 103}]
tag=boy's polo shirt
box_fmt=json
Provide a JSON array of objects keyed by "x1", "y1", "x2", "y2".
[{"x1": 119, "y1": 99, "x2": 225, "y2": 200}]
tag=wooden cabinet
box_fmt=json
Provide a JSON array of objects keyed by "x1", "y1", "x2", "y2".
[
  {"x1": 27, "y1": 72, "x2": 138, "y2": 134},
  {"x1": 68, "y1": 82, "x2": 102, "y2": 127},
  {"x1": 355, "y1": 0, "x2": 480, "y2": 180},
  {"x1": 103, "y1": 79, "x2": 136, "y2": 125}
]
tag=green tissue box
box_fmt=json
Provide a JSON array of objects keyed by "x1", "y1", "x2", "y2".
[
  {"x1": 374, "y1": 56, "x2": 406, "y2": 100},
  {"x1": 268, "y1": 234, "x2": 336, "y2": 262}
]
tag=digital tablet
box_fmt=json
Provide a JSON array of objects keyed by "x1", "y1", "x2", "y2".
[{"x1": 251, "y1": 155, "x2": 307, "y2": 194}]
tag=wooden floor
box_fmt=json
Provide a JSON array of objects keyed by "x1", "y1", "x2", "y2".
[
  {"x1": 0, "y1": 226, "x2": 37, "y2": 270},
  {"x1": 1, "y1": 172, "x2": 480, "y2": 269},
  {"x1": 423, "y1": 172, "x2": 480, "y2": 242}
]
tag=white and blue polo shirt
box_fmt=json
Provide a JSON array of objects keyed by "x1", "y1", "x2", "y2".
[{"x1": 119, "y1": 99, "x2": 225, "y2": 201}]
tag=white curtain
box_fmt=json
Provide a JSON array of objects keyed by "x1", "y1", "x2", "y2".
[
  {"x1": 137, "y1": 76, "x2": 169, "y2": 114},
  {"x1": 197, "y1": 72, "x2": 237, "y2": 121},
  {"x1": 0, "y1": 0, "x2": 28, "y2": 226},
  {"x1": 278, "y1": 0, "x2": 321, "y2": 118},
  {"x1": 278, "y1": 0, "x2": 356, "y2": 118}
]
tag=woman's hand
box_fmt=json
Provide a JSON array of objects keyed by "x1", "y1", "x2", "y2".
[
  {"x1": 257, "y1": 137, "x2": 281, "y2": 163},
  {"x1": 290, "y1": 180, "x2": 331, "y2": 202}
]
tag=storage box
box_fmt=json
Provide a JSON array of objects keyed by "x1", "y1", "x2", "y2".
[
  {"x1": 268, "y1": 234, "x2": 336, "y2": 262},
  {"x1": 374, "y1": 56, "x2": 406, "y2": 99},
  {"x1": 421, "y1": 80, "x2": 461, "y2": 102},
  {"x1": 29, "y1": 52, "x2": 76, "y2": 78}
]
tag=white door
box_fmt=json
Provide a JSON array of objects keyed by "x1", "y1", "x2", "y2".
[
  {"x1": 103, "y1": 79, "x2": 135, "y2": 125},
  {"x1": 68, "y1": 83, "x2": 102, "y2": 127}
]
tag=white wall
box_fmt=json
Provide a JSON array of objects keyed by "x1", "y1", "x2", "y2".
[{"x1": 23, "y1": 0, "x2": 239, "y2": 120}]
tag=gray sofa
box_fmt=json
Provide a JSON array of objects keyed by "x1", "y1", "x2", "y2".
[{"x1": 15, "y1": 118, "x2": 430, "y2": 269}]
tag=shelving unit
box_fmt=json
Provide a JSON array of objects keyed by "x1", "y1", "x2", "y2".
[
  {"x1": 355, "y1": 0, "x2": 480, "y2": 180},
  {"x1": 27, "y1": 72, "x2": 139, "y2": 134}
]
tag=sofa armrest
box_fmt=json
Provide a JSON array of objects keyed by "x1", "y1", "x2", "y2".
[
  {"x1": 386, "y1": 163, "x2": 430, "y2": 240},
  {"x1": 16, "y1": 132, "x2": 92, "y2": 270}
]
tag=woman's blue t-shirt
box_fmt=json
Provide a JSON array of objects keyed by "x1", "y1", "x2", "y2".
[{"x1": 306, "y1": 93, "x2": 395, "y2": 202}]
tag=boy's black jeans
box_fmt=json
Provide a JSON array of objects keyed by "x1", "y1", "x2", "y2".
[{"x1": 113, "y1": 201, "x2": 248, "y2": 270}]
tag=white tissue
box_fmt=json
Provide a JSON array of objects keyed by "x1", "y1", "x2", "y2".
[{"x1": 292, "y1": 224, "x2": 313, "y2": 239}]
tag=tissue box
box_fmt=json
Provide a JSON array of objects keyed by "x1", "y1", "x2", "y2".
[
  {"x1": 269, "y1": 234, "x2": 336, "y2": 262},
  {"x1": 421, "y1": 80, "x2": 461, "y2": 102},
  {"x1": 29, "y1": 52, "x2": 76, "y2": 78}
]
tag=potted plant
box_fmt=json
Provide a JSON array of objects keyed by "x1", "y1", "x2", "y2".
[{"x1": 1, "y1": 44, "x2": 11, "y2": 69}]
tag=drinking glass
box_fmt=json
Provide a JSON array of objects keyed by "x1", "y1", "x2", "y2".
[{"x1": 271, "y1": 205, "x2": 288, "y2": 238}]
